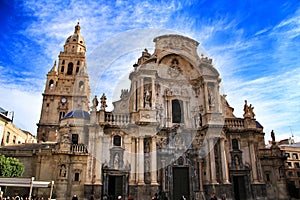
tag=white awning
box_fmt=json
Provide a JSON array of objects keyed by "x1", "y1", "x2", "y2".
[{"x1": 0, "y1": 177, "x2": 53, "y2": 188}]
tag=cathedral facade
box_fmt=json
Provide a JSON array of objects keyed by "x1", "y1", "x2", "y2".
[{"x1": 0, "y1": 24, "x2": 289, "y2": 200}]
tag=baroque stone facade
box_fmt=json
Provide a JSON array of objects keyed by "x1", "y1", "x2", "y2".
[{"x1": 0, "y1": 24, "x2": 289, "y2": 200}]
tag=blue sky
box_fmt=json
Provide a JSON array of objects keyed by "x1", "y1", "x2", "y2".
[{"x1": 0, "y1": 0, "x2": 299, "y2": 142}]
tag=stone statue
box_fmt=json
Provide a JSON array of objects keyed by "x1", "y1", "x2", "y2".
[
  {"x1": 271, "y1": 130, "x2": 275, "y2": 142},
  {"x1": 208, "y1": 87, "x2": 215, "y2": 107},
  {"x1": 243, "y1": 100, "x2": 255, "y2": 118},
  {"x1": 114, "y1": 153, "x2": 119, "y2": 169},
  {"x1": 92, "y1": 95, "x2": 98, "y2": 109},
  {"x1": 100, "y1": 93, "x2": 107, "y2": 110},
  {"x1": 144, "y1": 88, "x2": 152, "y2": 108},
  {"x1": 248, "y1": 104, "x2": 255, "y2": 118}
]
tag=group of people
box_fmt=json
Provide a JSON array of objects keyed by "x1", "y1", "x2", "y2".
[{"x1": 211, "y1": 193, "x2": 226, "y2": 200}]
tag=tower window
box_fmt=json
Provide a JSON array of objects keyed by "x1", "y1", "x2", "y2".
[
  {"x1": 172, "y1": 99, "x2": 184, "y2": 123},
  {"x1": 76, "y1": 67, "x2": 79, "y2": 74},
  {"x1": 49, "y1": 80, "x2": 54, "y2": 89},
  {"x1": 62, "y1": 60, "x2": 65, "y2": 65},
  {"x1": 232, "y1": 139, "x2": 239, "y2": 150},
  {"x1": 79, "y1": 81, "x2": 84, "y2": 90},
  {"x1": 59, "y1": 111, "x2": 65, "y2": 120},
  {"x1": 61, "y1": 66, "x2": 64, "y2": 73},
  {"x1": 72, "y1": 134, "x2": 78, "y2": 144},
  {"x1": 67, "y1": 62, "x2": 73, "y2": 75},
  {"x1": 77, "y1": 60, "x2": 80, "y2": 65},
  {"x1": 113, "y1": 135, "x2": 121, "y2": 146}
]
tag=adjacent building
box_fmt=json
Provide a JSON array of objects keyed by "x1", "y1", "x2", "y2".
[
  {"x1": 278, "y1": 138, "x2": 300, "y2": 199},
  {"x1": 0, "y1": 24, "x2": 289, "y2": 200},
  {"x1": 0, "y1": 107, "x2": 36, "y2": 146}
]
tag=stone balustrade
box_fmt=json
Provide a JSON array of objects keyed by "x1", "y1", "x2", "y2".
[
  {"x1": 71, "y1": 144, "x2": 88, "y2": 153},
  {"x1": 105, "y1": 112, "x2": 131, "y2": 126},
  {"x1": 224, "y1": 118, "x2": 245, "y2": 128}
]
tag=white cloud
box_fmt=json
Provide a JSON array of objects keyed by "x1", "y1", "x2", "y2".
[
  {"x1": 0, "y1": 86, "x2": 42, "y2": 135},
  {"x1": 1, "y1": 1, "x2": 300, "y2": 143}
]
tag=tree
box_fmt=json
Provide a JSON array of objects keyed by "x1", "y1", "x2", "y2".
[{"x1": 0, "y1": 155, "x2": 24, "y2": 177}]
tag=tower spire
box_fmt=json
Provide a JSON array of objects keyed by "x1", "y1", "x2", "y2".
[{"x1": 50, "y1": 60, "x2": 57, "y2": 72}]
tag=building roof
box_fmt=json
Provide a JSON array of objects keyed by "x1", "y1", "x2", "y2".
[
  {"x1": 280, "y1": 142, "x2": 300, "y2": 148},
  {"x1": 63, "y1": 110, "x2": 90, "y2": 120},
  {"x1": 0, "y1": 143, "x2": 56, "y2": 150}
]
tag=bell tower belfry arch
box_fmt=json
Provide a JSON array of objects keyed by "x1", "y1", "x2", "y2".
[{"x1": 37, "y1": 23, "x2": 90, "y2": 142}]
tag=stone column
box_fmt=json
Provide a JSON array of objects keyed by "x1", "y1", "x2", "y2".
[
  {"x1": 151, "y1": 78, "x2": 155, "y2": 109},
  {"x1": 151, "y1": 136, "x2": 158, "y2": 185},
  {"x1": 249, "y1": 141, "x2": 259, "y2": 183},
  {"x1": 139, "y1": 78, "x2": 144, "y2": 109},
  {"x1": 95, "y1": 127, "x2": 102, "y2": 185},
  {"x1": 209, "y1": 138, "x2": 218, "y2": 184},
  {"x1": 199, "y1": 159, "x2": 205, "y2": 200},
  {"x1": 204, "y1": 83, "x2": 210, "y2": 112},
  {"x1": 133, "y1": 81, "x2": 137, "y2": 111},
  {"x1": 220, "y1": 138, "x2": 230, "y2": 183},
  {"x1": 130, "y1": 137, "x2": 136, "y2": 185},
  {"x1": 161, "y1": 160, "x2": 166, "y2": 191},
  {"x1": 137, "y1": 137, "x2": 145, "y2": 185},
  {"x1": 204, "y1": 140, "x2": 211, "y2": 183}
]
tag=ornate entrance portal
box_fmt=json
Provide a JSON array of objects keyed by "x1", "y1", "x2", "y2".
[
  {"x1": 103, "y1": 169, "x2": 129, "y2": 200},
  {"x1": 108, "y1": 175, "x2": 123, "y2": 199},
  {"x1": 173, "y1": 167, "x2": 190, "y2": 200}
]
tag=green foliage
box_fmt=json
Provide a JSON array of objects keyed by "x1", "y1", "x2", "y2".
[{"x1": 0, "y1": 155, "x2": 24, "y2": 177}]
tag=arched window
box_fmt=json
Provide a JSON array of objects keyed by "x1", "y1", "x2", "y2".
[
  {"x1": 61, "y1": 65, "x2": 64, "y2": 73},
  {"x1": 49, "y1": 80, "x2": 54, "y2": 89},
  {"x1": 79, "y1": 81, "x2": 84, "y2": 90},
  {"x1": 232, "y1": 139, "x2": 239, "y2": 150},
  {"x1": 113, "y1": 135, "x2": 121, "y2": 146},
  {"x1": 77, "y1": 60, "x2": 80, "y2": 65},
  {"x1": 59, "y1": 111, "x2": 65, "y2": 120},
  {"x1": 67, "y1": 62, "x2": 73, "y2": 75},
  {"x1": 172, "y1": 99, "x2": 184, "y2": 123},
  {"x1": 62, "y1": 60, "x2": 65, "y2": 65}
]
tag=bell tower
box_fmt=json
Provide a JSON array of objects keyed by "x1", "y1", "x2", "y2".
[{"x1": 37, "y1": 23, "x2": 90, "y2": 142}]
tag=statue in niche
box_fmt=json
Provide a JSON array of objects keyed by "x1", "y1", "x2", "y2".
[
  {"x1": 208, "y1": 87, "x2": 215, "y2": 107},
  {"x1": 156, "y1": 104, "x2": 164, "y2": 124},
  {"x1": 59, "y1": 164, "x2": 67, "y2": 177},
  {"x1": 114, "y1": 153, "x2": 119, "y2": 169},
  {"x1": 145, "y1": 157, "x2": 150, "y2": 172},
  {"x1": 144, "y1": 141, "x2": 150, "y2": 153},
  {"x1": 144, "y1": 88, "x2": 152, "y2": 108},
  {"x1": 234, "y1": 155, "x2": 240, "y2": 166},
  {"x1": 194, "y1": 113, "x2": 202, "y2": 128}
]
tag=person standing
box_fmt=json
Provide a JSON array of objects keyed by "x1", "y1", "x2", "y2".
[{"x1": 210, "y1": 193, "x2": 217, "y2": 200}]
